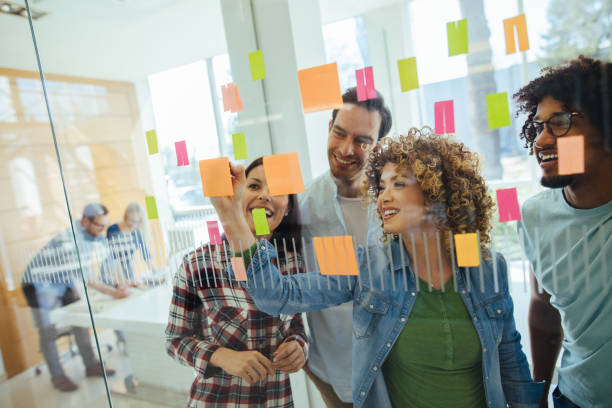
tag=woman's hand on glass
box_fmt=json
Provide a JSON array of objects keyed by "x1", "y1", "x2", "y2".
[
  {"x1": 210, "y1": 162, "x2": 246, "y2": 218},
  {"x1": 272, "y1": 341, "x2": 306, "y2": 374},
  {"x1": 210, "y1": 347, "x2": 275, "y2": 384}
]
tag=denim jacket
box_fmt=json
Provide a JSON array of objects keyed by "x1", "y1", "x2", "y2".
[{"x1": 238, "y1": 238, "x2": 545, "y2": 408}]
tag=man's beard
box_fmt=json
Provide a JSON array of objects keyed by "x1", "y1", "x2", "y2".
[{"x1": 541, "y1": 174, "x2": 574, "y2": 188}]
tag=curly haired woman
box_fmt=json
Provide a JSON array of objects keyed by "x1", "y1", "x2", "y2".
[{"x1": 211, "y1": 129, "x2": 544, "y2": 408}]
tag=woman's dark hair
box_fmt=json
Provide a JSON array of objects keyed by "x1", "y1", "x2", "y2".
[{"x1": 245, "y1": 157, "x2": 302, "y2": 252}]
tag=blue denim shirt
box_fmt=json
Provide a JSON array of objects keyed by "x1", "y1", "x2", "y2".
[{"x1": 239, "y1": 238, "x2": 545, "y2": 408}]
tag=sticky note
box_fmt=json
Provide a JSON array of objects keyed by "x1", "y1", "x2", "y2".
[
  {"x1": 486, "y1": 92, "x2": 511, "y2": 129},
  {"x1": 454, "y1": 233, "x2": 480, "y2": 267},
  {"x1": 356, "y1": 66, "x2": 377, "y2": 102},
  {"x1": 175, "y1": 140, "x2": 189, "y2": 166},
  {"x1": 503, "y1": 14, "x2": 530, "y2": 54},
  {"x1": 447, "y1": 18, "x2": 468, "y2": 56},
  {"x1": 221, "y1": 83, "x2": 244, "y2": 113},
  {"x1": 145, "y1": 196, "x2": 158, "y2": 220},
  {"x1": 145, "y1": 130, "x2": 158, "y2": 155},
  {"x1": 297, "y1": 62, "x2": 343, "y2": 113},
  {"x1": 231, "y1": 257, "x2": 247, "y2": 281},
  {"x1": 313, "y1": 236, "x2": 359, "y2": 276},
  {"x1": 262, "y1": 152, "x2": 306, "y2": 196},
  {"x1": 248, "y1": 50, "x2": 266, "y2": 81},
  {"x1": 496, "y1": 188, "x2": 521, "y2": 222},
  {"x1": 232, "y1": 132, "x2": 247, "y2": 160},
  {"x1": 252, "y1": 208, "x2": 270, "y2": 236},
  {"x1": 199, "y1": 158, "x2": 234, "y2": 197},
  {"x1": 434, "y1": 100, "x2": 455, "y2": 134},
  {"x1": 557, "y1": 135, "x2": 585, "y2": 175},
  {"x1": 207, "y1": 220, "x2": 222, "y2": 245},
  {"x1": 397, "y1": 57, "x2": 419, "y2": 92}
]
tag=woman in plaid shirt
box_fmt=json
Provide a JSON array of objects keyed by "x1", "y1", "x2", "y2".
[{"x1": 165, "y1": 158, "x2": 308, "y2": 407}]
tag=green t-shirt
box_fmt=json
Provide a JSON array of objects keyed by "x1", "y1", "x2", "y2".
[{"x1": 383, "y1": 278, "x2": 486, "y2": 408}]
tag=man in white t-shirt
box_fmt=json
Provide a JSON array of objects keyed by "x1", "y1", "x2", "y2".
[{"x1": 299, "y1": 87, "x2": 392, "y2": 407}]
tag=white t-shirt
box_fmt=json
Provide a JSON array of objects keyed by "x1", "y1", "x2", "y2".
[{"x1": 338, "y1": 195, "x2": 369, "y2": 246}]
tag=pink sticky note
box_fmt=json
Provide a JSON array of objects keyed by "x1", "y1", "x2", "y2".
[
  {"x1": 175, "y1": 140, "x2": 189, "y2": 166},
  {"x1": 231, "y1": 257, "x2": 247, "y2": 281},
  {"x1": 207, "y1": 220, "x2": 222, "y2": 245},
  {"x1": 496, "y1": 188, "x2": 521, "y2": 222},
  {"x1": 557, "y1": 135, "x2": 585, "y2": 175},
  {"x1": 355, "y1": 66, "x2": 377, "y2": 102},
  {"x1": 434, "y1": 100, "x2": 455, "y2": 134}
]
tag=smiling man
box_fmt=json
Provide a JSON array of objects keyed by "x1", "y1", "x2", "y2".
[
  {"x1": 299, "y1": 87, "x2": 392, "y2": 407},
  {"x1": 514, "y1": 56, "x2": 612, "y2": 408}
]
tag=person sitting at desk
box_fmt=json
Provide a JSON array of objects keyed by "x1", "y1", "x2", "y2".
[
  {"x1": 21, "y1": 203, "x2": 130, "y2": 392},
  {"x1": 165, "y1": 157, "x2": 309, "y2": 408}
]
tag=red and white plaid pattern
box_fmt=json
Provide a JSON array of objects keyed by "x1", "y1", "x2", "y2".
[{"x1": 166, "y1": 241, "x2": 308, "y2": 407}]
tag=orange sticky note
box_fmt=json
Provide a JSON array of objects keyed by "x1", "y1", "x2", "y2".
[
  {"x1": 262, "y1": 152, "x2": 306, "y2": 196},
  {"x1": 557, "y1": 135, "x2": 585, "y2": 175},
  {"x1": 199, "y1": 158, "x2": 234, "y2": 197},
  {"x1": 313, "y1": 236, "x2": 359, "y2": 276},
  {"x1": 454, "y1": 233, "x2": 480, "y2": 267},
  {"x1": 297, "y1": 62, "x2": 343, "y2": 113},
  {"x1": 231, "y1": 257, "x2": 247, "y2": 281},
  {"x1": 503, "y1": 14, "x2": 530, "y2": 54},
  {"x1": 221, "y1": 83, "x2": 244, "y2": 113}
]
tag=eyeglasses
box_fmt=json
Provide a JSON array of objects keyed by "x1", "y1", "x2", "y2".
[{"x1": 522, "y1": 112, "x2": 582, "y2": 142}]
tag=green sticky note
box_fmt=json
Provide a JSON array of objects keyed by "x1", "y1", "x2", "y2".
[
  {"x1": 232, "y1": 132, "x2": 248, "y2": 160},
  {"x1": 145, "y1": 196, "x2": 158, "y2": 220},
  {"x1": 248, "y1": 50, "x2": 266, "y2": 81},
  {"x1": 397, "y1": 57, "x2": 419, "y2": 92},
  {"x1": 447, "y1": 18, "x2": 468, "y2": 56},
  {"x1": 252, "y1": 208, "x2": 270, "y2": 236},
  {"x1": 145, "y1": 129, "x2": 158, "y2": 155},
  {"x1": 486, "y1": 92, "x2": 511, "y2": 129}
]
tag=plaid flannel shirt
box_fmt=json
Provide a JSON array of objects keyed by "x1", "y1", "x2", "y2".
[{"x1": 165, "y1": 240, "x2": 308, "y2": 408}]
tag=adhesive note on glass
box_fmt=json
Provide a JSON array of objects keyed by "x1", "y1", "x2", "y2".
[
  {"x1": 175, "y1": 140, "x2": 189, "y2": 166},
  {"x1": 496, "y1": 188, "x2": 521, "y2": 222},
  {"x1": 397, "y1": 57, "x2": 419, "y2": 92},
  {"x1": 486, "y1": 92, "x2": 511, "y2": 129},
  {"x1": 454, "y1": 233, "x2": 480, "y2": 267},
  {"x1": 145, "y1": 196, "x2": 158, "y2": 220},
  {"x1": 252, "y1": 208, "x2": 270, "y2": 236},
  {"x1": 207, "y1": 220, "x2": 223, "y2": 245},
  {"x1": 503, "y1": 14, "x2": 530, "y2": 54},
  {"x1": 355, "y1": 66, "x2": 377, "y2": 102},
  {"x1": 313, "y1": 236, "x2": 359, "y2": 276},
  {"x1": 231, "y1": 257, "x2": 247, "y2": 281},
  {"x1": 199, "y1": 157, "x2": 233, "y2": 197},
  {"x1": 262, "y1": 152, "x2": 306, "y2": 196},
  {"x1": 248, "y1": 50, "x2": 266, "y2": 81},
  {"x1": 297, "y1": 62, "x2": 343, "y2": 113},
  {"x1": 434, "y1": 100, "x2": 455, "y2": 134},
  {"x1": 232, "y1": 132, "x2": 247, "y2": 160},
  {"x1": 221, "y1": 83, "x2": 244, "y2": 113},
  {"x1": 447, "y1": 18, "x2": 468, "y2": 56},
  {"x1": 557, "y1": 135, "x2": 585, "y2": 175},
  {"x1": 146, "y1": 130, "x2": 158, "y2": 155}
]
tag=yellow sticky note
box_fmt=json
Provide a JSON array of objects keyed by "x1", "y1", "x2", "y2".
[
  {"x1": 262, "y1": 152, "x2": 306, "y2": 196},
  {"x1": 454, "y1": 233, "x2": 480, "y2": 267},
  {"x1": 145, "y1": 196, "x2": 158, "y2": 220},
  {"x1": 232, "y1": 132, "x2": 248, "y2": 160},
  {"x1": 503, "y1": 14, "x2": 530, "y2": 54},
  {"x1": 447, "y1": 18, "x2": 469, "y2": 56},
  {"x1": 252, "y1": 208, "x2": 271, "y2": 236},
  {"x1": 297, "y1": 62, "x2": 343, "y2": 113},
  {"x1": 486, "y1": 92, "x2": 511, "y2": 129},
  {"x1": 397, "y1": 57, "x2": 419, "y2": 92},
  {"x1": 557, "y1": 135, "x2": 585, "y2": 175},
  {"x1": 248, "y1": 50, "x2": 266, "y2": 81},
  {"x1": 313, "y1": 236, "x2": 359, "y2": 276},
  {"x1": 146, "y1": 130, "x2": 158, "y2": 155},
  {"x1": 199, "y1": 158, "x2": 234, "y2": 197}
]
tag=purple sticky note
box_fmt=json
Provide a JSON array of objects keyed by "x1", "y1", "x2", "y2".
[
  {"x1": 496, "y1": 188, "x2": 521, "y2": 222},
  {"x1": 434, "y1": 100, "x2": 455, "y2": 134},
  {"x1": 207, "y1": 220, "x2": 223, "y2": 245},
  {"x1": 175, "y1": 140, "x2": 189, "y2": 166},
  {"x1": 356, "y1": 66, "x2": 377, "y2": 102}
]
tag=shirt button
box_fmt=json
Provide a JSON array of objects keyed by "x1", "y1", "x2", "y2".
[
  {"x1": 400, "y1": 317, "x2": 406, "y2": 322},
  {"x1": 497, "y1": 309, "x2": 502, "y2": 314},
  {"x1": 411, "y1": 292, "x2": 416, "y2": 296},
  {"x1": 483, "y1": 348, "x2": 487, "y2": 352},
  {"x1": 260, "y1": 246, "x2": 266, "y2": 250},
  {"x1": 461, "y1": 290, "x2": 466, "y2": 294},
  {"x1": 372, "y1": 366, "x2": 377, "y2": 371},
  {"x1": 386, "y1": 343, "x2": 391, "y2": 348},
  {"x1": 369, "y1": 304, "x2": 374, "y2": 309},
  {"x1": 473, "y1": 317, "x2": 478, "y2": 322},
  {"x1": 361, "y1": 391, "x2": 366, "y2": 396}
]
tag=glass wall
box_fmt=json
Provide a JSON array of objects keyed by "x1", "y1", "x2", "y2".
[{"x1": 1, "y1": 0, "x2": 609, "y2": 407}]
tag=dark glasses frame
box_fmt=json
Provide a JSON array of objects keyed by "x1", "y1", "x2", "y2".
[{"x1": 522, "y1": 112, "x2": 583, "y2": 141}]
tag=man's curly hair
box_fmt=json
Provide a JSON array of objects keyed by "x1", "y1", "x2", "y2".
[
  {"x1": 363, "y1": 128, "x2": 494, "y2": 255},
  {"x1": 514, "y1": 55, "x2": 612, "y2": 153}
]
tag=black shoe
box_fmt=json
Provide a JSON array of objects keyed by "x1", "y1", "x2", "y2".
[
  {"x1": 52, "y1": 375, "x2": 78, "y2": 392},
  {"x1": 86, "y1": 363, "x2": 116, "y2": 377}
]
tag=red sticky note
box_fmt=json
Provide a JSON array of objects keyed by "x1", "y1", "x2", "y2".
[
  {"x1": 454, "y1": 233, "x2": 480, "y2": 267},
  {"x1": 503, "y1": 14, "x2": 530, "y2": 54},
  {"x1": 355, "y1": 66, "x2": 377, "y2": 102},
  {"x1": 434, "y1": 100, "x2": 455, "y2": 134},
  {"x1": 231, "y1": 257, "x2": 247, "y2": 281},
  {"x1": 297, "y1": 62, "x2": 343, "y2": 113},
  {"x1": 221, "y1": 83, "x2": 244, "y2": 113},
  {"x1": 207, "y1": 220, "x2": 222, "y2": 245},
  {"x1": 557, "y1": 135, "x2": 585, "y2": 175},
  {"x1": 313, "y1": 236, "x2": 359, "y2": 276},
  {"x1": 496, "y1": 188, "x2": 521, "y2": 222},
  {"x1": 199, "y1": 158, "x2": 234, "y2": 197},
  {"x1": 262, "y1": 152, "x2": 306, "y2": 196},
  {"x1": 175, "y1": 140, "x2": 189, "y2": 166}
]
